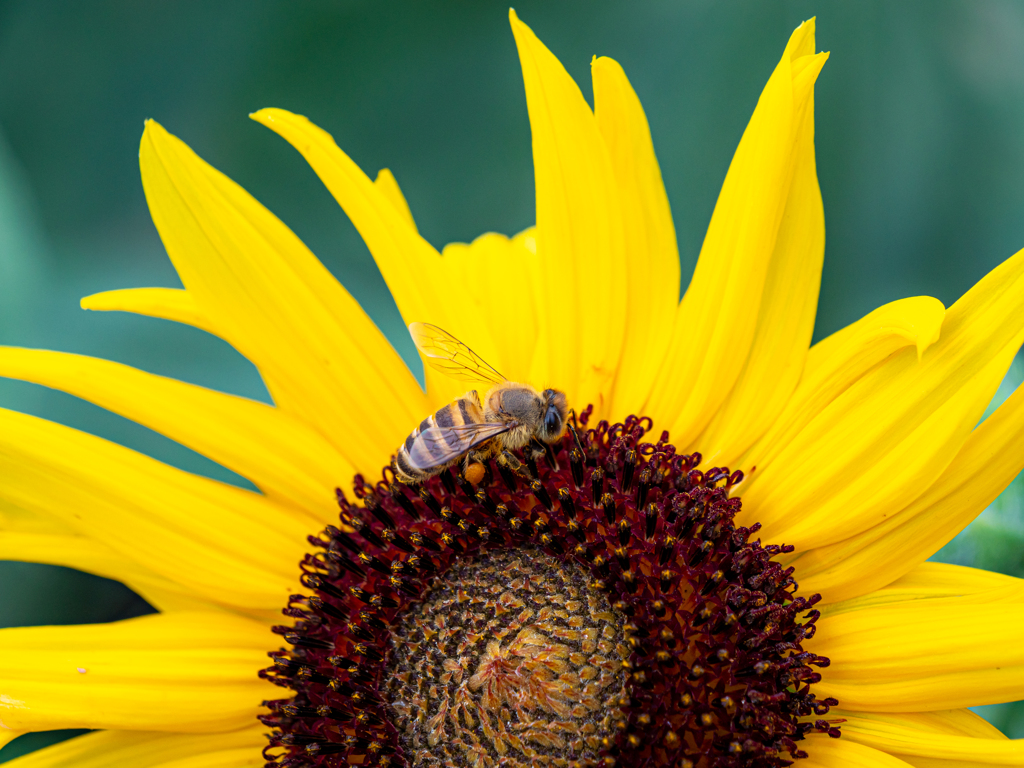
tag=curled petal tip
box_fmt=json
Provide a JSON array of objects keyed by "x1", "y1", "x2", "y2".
[
  {"x1": 796, "y1": 17, "x2": 816, "y2": 34},
  {"x1": 249, "y1": 107, "x2": 278, "y2": 124}
]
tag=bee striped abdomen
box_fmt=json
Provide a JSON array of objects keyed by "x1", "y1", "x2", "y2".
[{"x1": 393, "y1": 393, "x2": 486, "y2": 484}]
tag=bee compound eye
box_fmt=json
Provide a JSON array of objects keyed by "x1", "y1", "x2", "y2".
[{"x1": 544, "y1": 407, "x2": 562, "y2": 437}]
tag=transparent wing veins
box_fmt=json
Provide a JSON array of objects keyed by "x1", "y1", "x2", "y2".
[
  {"x1": 408, "y1": 421, "x2": 512, "y2": 471},
  {"x1": 409, "y1": 322, "x2": 506, "y2": 386}
]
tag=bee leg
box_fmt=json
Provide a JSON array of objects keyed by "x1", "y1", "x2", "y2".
[
  {"x1": 497, "y1": 450, "x2": 532, "y2": 481},
  {"x1": 390, "y1": 456, "x2": 415, "y2": 486},
  {"x1": 566, "y1": 419, "x2": 585, "y2": 455},
  {"x1": 525, "y1": 438, "x2": 546, "y2": 462},
  {"x1": 524, "y1": 438, "x2": 547, "y2": 477}
]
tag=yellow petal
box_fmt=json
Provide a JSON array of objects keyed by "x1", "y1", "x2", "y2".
[
  {"x1": 693, "y1": 55, "x2": 825, "y2": 467},
  {"x1": 80, "y1": 288, "x2": 215, "y2": 336},
  {"x1": 818, "y1": 562, "x2": 1024, "y2": 617},
  {"x1": 0, "y1": 731, "x2": 22, "y2": 750},
  {"x1": 247, "y1": 108, "x2": 473, "y2": 408},
  {"x1": 642, "y1": 22, "x2": 827, "y2": 447},
  {"x1": 854, "y1": 708, "x2": 1006, "y2": 738},
  {"x1": 249, "y1": 108, "x2": 451, "y2": 333},
  {"x1": 796, "y1": 378, "x2": 1024, "y2": 603},
  {"x1": 141, "y1": 748, "x2": 262, "y2": 768},
  {"x1": 439, "y1": 231, "x2": 541, "y2": 382},
  {"x1": 140, "y1": 119, "x2": 425, "y2": 476},
  {"x1": 0, "y1": 495, "x2": 71, "y2": 535},
  {"x1": 741, "y1": 295, "x2": 945, "y2": 474},
  {"x1": 836, "y1": 710, "x2": 1024, "y2": 767},
  {"x1": 740, "y1": 248, "x2": 1024, "y2": 551},
  {"x1": 0, "y1": 532, "x2": 217, "y2": 614},
  {"x1": 0, "y1": 346, "x2": 350, "y2": 518},
  {"x1": 510, "y1": 10, "x2": 626, "y2": 414},
  {"x1": 802, "y1": 734, "x2": 916, "y2": 767},
  {"x1": 374, "y1": 167, "x2": 417, "y2": 232},
  {"x1": 3, "y1": 728, "x2": 265, "y2": 768},
  {"x1": 591, "y1": 56, "x2": 679, "y2": 417},
  {"x1": 808, "y1": 600, "x2": 1024, "y2": 711},
  {"x1": 0, "y1": 407, "x2": 305, "y2": 612},
  {"x1": 0, "y1": 613, "x2": 273, "y2": 733}
]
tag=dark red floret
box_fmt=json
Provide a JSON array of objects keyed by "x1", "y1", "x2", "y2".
[{"x1": 259, "y1": 408, "x2": 839, "y2": 767}]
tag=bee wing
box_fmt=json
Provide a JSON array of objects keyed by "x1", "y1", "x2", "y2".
[
  {"x1": 408, "y1": 421, "x2": 512, "y2": 471},
  {"x1": 409, "y1": 322, "x2": 507, "y2": 386}
]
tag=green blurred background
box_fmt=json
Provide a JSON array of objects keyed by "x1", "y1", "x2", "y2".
[{"x1": 2, "y1": 0, "x2": 1024, "y2": 758}]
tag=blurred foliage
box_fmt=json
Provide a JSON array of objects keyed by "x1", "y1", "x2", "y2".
[{"x1": 1, "y1": 0, "x2": 1024, "y2": 758}]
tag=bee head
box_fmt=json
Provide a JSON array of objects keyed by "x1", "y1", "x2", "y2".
[{"x1": 539, "y1": 389, "x2": 569, "y2": 443}]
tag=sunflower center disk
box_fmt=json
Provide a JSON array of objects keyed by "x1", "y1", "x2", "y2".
[
  {"x1": 260, "y1": 408, "x2": 840, "y2": 768},
  {"x1": 385, "y1": 550, "x2": 629, "y2": 766}
]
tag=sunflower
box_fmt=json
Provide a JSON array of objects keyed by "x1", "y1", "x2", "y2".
[{"x1": 2, "y1": 10, "x2": 1024, "y2": 768}]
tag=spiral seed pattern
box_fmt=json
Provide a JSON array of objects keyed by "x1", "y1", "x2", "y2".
[{"x1": 384, "y1": 550, "x2": 628, "y2": 766}]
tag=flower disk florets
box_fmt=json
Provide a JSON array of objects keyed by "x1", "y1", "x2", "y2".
[
  {"x1": 385, "y1": 549, "x2": 631, "y2": 766},
  {"x1": 260, "y1": 408, "x2": 839, "y2": 768}
]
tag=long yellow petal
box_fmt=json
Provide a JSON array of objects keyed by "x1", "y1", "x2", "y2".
[
  {"x1": 0, "y1": 407, "x2": 305, "y2": 612},
  {"x1": 842, "y1": 707, "x2": 1005, "y2": 738},
  {"x1": 140, "y1": 120, "x2": 425, "y2": 476},
  {"x1": 739, "y1": 248, "x2": 1024, "y2": 550},
  {"x1": 836, "y1": 710, "x2": 1024, "y2": 767},
  {"x1": 247, "y1": 108, "x2": 477, "y2": 409},
  {"x1": 808, "y1": 601, "x2": 1024, "y2": 711},
  {"x1": 0, "y1": 495, "x2": 71, "y2": 535},
  {"x1": 693, "y1": 55, "x2": 825, "y2": 466},
  {"x1": 591, "y1": 56, "x2": 679, "y2": 417},
  {"x1": 802, "y1": 734, "x2": 915, "y2": 767},
  {"x1": 374, "y1": 168, "x2": 417, "y2": 232},
  {"x1": 510, "y1": 10, "x2": 626, "y2": 414},
  {"x1": 3, "y1": 728, "x2": 265, "y2": 768},
  {"x1": 80, "y1": 288, "x2": 215, "y2": 335},
  {"x1": 0, "y1": 613, "x2": 272, "y2": 733},
  {"x1": 741, "y1": 295, "x2": 945, "y2": 474},
  {"x1": 642, "y1": 22, "x2": 826, "y2": 447},
  {"x1": 249, "y1": 108, "x2": 453, "y2": 339},
  {"x1": 795, "y1": 378, "x2": 1024, "y2": 603},
  {"x1": 0, "y1": 532, "x2": 216, "y2": 614},
  {"x1": 0, "y1": 347, "x2": 351, "y2": 518},
  {"x1": 818, "y1": 562, "x2": 1024, "y2": 617}
]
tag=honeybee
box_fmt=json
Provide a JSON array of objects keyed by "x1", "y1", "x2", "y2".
[{"x1": 392, "y1": 323, "x2": 569, "y2": 485}]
